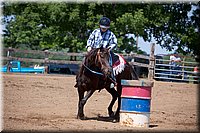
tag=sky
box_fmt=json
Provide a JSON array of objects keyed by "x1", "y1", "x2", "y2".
[{"x1": 138, "y1": 37, "x2": 172, "y2": 55}]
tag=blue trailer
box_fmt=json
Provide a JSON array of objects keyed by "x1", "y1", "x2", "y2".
[{"x1": 1, "y1": 60, "x2": 45, "y2": 73}]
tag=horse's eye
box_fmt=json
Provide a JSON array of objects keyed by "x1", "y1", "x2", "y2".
[
  {"x1": 100, "y1": 54, "x2": 104, "y2": 58},
  {"x1": 98, "y1": 52, "x2": 104, "y2": 58}
]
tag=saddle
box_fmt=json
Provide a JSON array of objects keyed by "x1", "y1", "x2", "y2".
[{"x1": 74, "y1": 51, "x2": 126, "y2": 88}]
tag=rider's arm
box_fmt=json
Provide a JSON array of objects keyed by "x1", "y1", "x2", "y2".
[
  {"x1": 86, "y1": 33, "x2": 94, "y2": 51},
  {"x1": 108, "y1": 33, "x2": 117, "y2": 51},
  {"x1": 174, "y1": 57, "x2": 181, "y2": 62},
  {"x1": 86, "y1": 29, "x2": 98, "y2": 51}
]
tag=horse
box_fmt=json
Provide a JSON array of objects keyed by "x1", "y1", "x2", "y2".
[{"x1": 74, "y1": 48, "x2": 139, "y2": 122}]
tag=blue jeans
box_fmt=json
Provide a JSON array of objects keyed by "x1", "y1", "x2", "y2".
[{"x1": 109, "y1": 51, "x2": 116, "y2": 82}]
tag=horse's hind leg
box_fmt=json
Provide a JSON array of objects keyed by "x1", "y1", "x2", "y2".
[
  {"x1": 77, "y1": 88, "x2": 94, "y2": 120},
  {"x1": 106, "y1": 87, "x2": 119, "y2": 118}
]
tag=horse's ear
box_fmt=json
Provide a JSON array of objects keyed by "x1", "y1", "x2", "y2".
[{"x1": 97, "y1": 48, "x2": 100, "y2": 55}]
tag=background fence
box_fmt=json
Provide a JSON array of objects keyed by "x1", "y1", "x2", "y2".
[
  {"x1": 2, "y1": 45, "x2": 154, "y2": 78},
  {"x1": 154, "y1": 56, "x2": 199, "y2": 83},
  {"x1": 1, "y1": 44, "x2": 199, "y2": 83}
]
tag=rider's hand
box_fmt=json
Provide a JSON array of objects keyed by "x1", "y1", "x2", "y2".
[
  {"x1": 87, "y1": 47, "x2": 92, "y2": 52},
  {"x1": 107, "y1": 44, "x2": 115, "y2": 52},
  {"x1": 107, "y1": 46, "x2": 112, "y2": 52}
]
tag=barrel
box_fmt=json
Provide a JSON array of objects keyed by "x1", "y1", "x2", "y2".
[{"x1": 120, "y1": 79, "x2": 154, "y2": 128}]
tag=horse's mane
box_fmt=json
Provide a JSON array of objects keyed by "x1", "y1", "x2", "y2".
[
  {"x1": 85, "y1": 48, "x2": 109, "y2": 66},
  {"x1": 74, "y1": 48, "x2": 106, "y2": 88},
  {"x1": 85, "y1": 48, "x2": 99, "y2": 59},
  {"x1": 84, "y1": 48, "x2": 98, "y2": 66}
]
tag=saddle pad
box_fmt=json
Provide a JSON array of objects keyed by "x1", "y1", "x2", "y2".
[{"x1": 112, "y1": 53, "x2": 126, "y2": 76}]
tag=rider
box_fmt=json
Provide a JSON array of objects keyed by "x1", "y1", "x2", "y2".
[{"x1": 86, "y1": 16, "x2": 117, "y2": 88}]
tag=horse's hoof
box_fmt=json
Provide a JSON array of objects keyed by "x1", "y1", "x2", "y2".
[
  {"x1": 80, "y1": 116, "x2": 86, "y2": 120},
  {"x1": 112, "y1": 118, "x2": 119, "y2": 123},
  {"x1": 109, "y1": 112, "x2": 115, "y2": 118},
  {"x1": 112, "y1": 119, "x2": 117, "y2": 123},
  {"x1": 77, "y1": 115, "x2": 86, "y2": 120}
]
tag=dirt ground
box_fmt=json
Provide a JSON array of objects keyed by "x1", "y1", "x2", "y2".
[{"x1": 2, "y1": 73, "x2": 199, "y2": 132}]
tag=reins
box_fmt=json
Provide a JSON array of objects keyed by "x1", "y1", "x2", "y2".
[
  {"x1": 82, "y1": 50, "x2": 104, "y2": 76},
  {"x1": 82, "y1": 62, "x2": 104, "y2": 76},
  {"x1": 82, "y1": 50, "x2": 117, "y2": 86}
]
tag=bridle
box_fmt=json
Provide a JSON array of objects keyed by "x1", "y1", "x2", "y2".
[
  {"x1": 82, "y1": 48, "x2": 117, "y2": 85},
  {"x1": 82, "y1": 62, "x2": 104, "y2": 76},
  {"x1": 82, "y1": 49, "x2": 105, "y2": 76}
]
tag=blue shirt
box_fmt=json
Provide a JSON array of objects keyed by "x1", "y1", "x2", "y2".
[{"x1": 86, "y1": 28, "x2": 117, "y2": 50}]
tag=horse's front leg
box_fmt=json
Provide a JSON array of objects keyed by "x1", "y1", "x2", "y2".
[
  {"x1": 77, "y1": 87, "x2": 84, "y2": 119},
  {"x1": 77, "y1": 88, "x2": 94, "y2": 120},
  {"x1": 106, "y1": 87, "x2": 119, "y2": 118}
]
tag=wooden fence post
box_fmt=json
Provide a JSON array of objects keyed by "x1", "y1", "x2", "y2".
[
  {"x1": 148, "y1": 43, "x2": 155, "y2": 79},
  {"x1": 182, "y1": 56, "x2": 186, "y2": 80},
  {"x1": 44, "y1": 50, "x2": 49, "y2": 74},
  {"x1": 6, "y1": 47, "x2": 13, "y2": 72}
]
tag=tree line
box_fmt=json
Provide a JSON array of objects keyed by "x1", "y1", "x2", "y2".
[{"x1": 2, "y1": 2, "x2": 200, "y2": 58}]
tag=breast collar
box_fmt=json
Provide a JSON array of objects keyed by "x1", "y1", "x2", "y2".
[{"x1": 82, "y1": 59, "x2": 104, "y2": 76}]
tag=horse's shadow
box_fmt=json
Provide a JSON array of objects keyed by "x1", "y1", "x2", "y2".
[
  {"x1": 79, "y1": 115, "x2": 116, "y2": 123},
  {"x1": 78, "y1": 115, "x2": 159, "y2": 128}
]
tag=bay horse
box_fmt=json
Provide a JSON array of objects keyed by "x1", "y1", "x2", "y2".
[{"x1": 74, "y1": 48, "x2": 139, "y2": 122}]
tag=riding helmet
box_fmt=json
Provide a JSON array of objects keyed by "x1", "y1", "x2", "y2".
[{"x1": 99, "y1": 17, "x2": 110, "y2": 29}]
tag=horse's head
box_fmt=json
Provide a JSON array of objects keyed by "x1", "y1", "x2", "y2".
[{"x1": 85, "y1": 48, "x2": 112, "y2": 77}]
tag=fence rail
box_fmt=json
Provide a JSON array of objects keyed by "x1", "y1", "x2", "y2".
[
  {"x1": 2, "y1": 45, "x2": 199, "y2": 83},
  {"x1": 154, "y1": 58, "x2": 199, "y2": 83},
  {"x1": 3, "y1": 48, "x2": 87, "y2": 57},
  {"x1": 2, "y1": 46, "x2": 153, "y2": 78},
  {"x1": 3, "y1": 57, "x2": 82, "y2": 64},
  {"x1": 3, "y1": 47, "x2": 152, "y2": 66},
  {"x1": 3, "y1": 47, "x2": 151, "y2": 61}
]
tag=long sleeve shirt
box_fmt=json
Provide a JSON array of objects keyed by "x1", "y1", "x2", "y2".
[
  {"x1": 169, "y1": 55, "x2": 181, "y2": 66},
  {"x1": 86, "y1": 28, "x2": 117, "y2": 50}
]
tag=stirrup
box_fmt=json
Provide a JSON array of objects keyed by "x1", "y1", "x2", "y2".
[{"x1": 110, "y1": 83, "x2": 115, "y2": 88}]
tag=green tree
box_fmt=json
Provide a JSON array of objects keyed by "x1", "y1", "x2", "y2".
[{"x1": 2, "y1": 2, "x2": 199, "y2": 57}]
